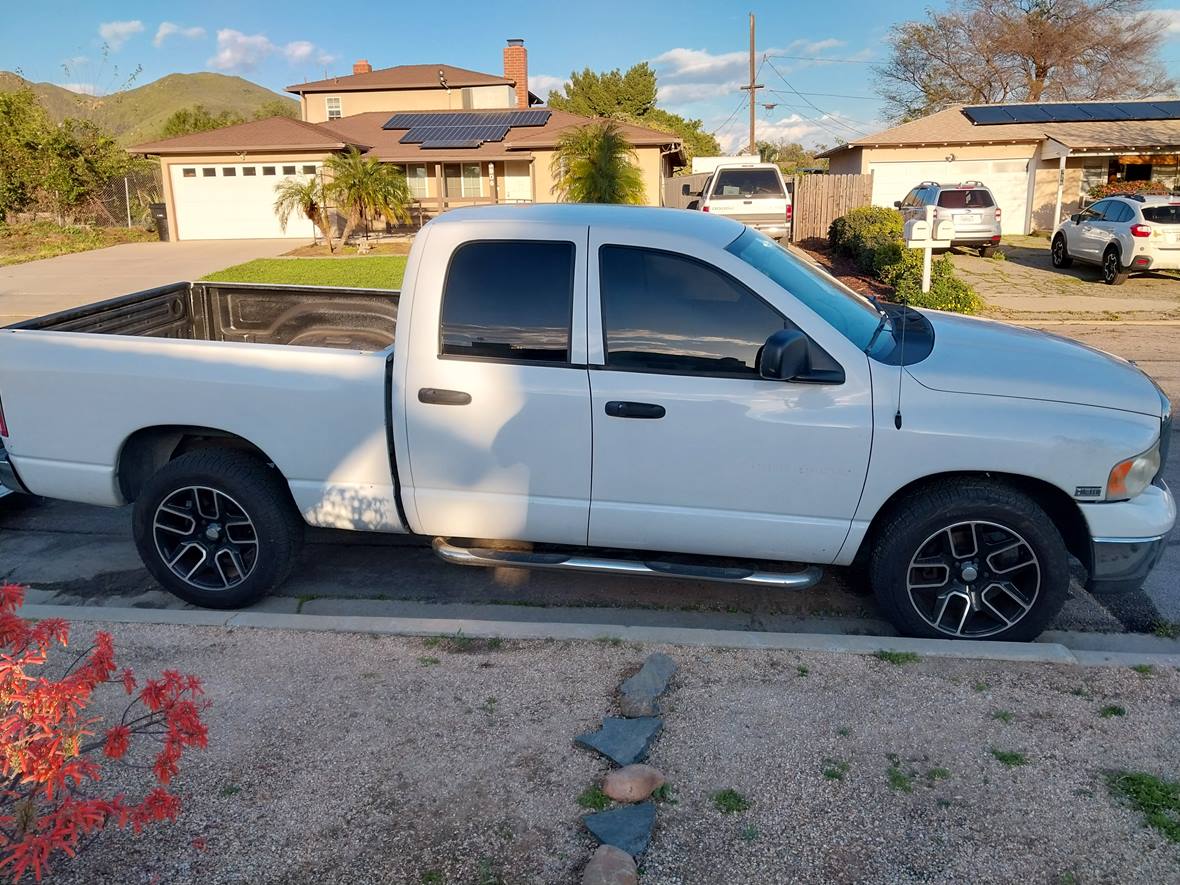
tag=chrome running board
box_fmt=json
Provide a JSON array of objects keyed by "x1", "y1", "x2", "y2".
[{"x1": 432, "y1": 538, "x2": 823, "y2": 589}]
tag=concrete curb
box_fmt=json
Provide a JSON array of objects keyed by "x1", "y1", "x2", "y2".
[{"x1": 18, "y1": 603, "x2": 1180, "y2": 668}]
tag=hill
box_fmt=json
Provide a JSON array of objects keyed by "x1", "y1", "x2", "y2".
[{"x1": 0, "y1": 71, "x2": 298, "y2": 145}]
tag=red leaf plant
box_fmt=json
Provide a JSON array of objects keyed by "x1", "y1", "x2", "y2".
[{"x1": 0, "y1": 584, "x2": 209, "y2": 882}]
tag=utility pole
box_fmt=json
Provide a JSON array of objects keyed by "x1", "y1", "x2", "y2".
[{"x1": 739, "y1": 12, "x2": 762, "y2": 155}]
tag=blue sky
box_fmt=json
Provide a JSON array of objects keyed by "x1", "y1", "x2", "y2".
[{"x1": 6, "y1": 1, "x2": 1180, "y2": 150}]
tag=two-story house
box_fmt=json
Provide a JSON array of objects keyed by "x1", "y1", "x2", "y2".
[{"x1": 130, "y1": 40, "x2": 686, "y2": 242}]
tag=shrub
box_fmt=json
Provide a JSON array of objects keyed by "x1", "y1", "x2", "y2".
[
  {"x1": 0, "y1": 583, "x2": 209, "y2": 882},
  {"x1": 1088, "y1": 179, "x2": 1170, "y2": 200},
  {"x1": 828, "y1": 206, "x2": 904, "y2": 271},
  {"x1": 878, "y1": 251, "x2": 983, "y2": 314}
]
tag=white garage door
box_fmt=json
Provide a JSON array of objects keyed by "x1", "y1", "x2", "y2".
[
  {"x1": 169, "y1": 162, "x2": 321, "y2": 240},
  {"x1": 869, "y1": 158, "x2": 1032, "y2": 235}
]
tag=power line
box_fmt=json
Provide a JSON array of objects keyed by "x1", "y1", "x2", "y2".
[
  {"x1": 763, "y1": 58, "x2": 870, "y2": 137},
  {"x1": 765, "y1": 54, "x2": 875, "y2": 65},
  {"x1": 761, "y1": 94, "x2": 878, "y2": 130}
]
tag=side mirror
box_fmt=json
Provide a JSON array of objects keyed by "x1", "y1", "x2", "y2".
[
  {"x1": 1070, "y1": 213, "x2": 1081, "y2": 224},
  {"x1": 758, "y1": 329, "x2": 811, "y2": 381},
  {"x1": 893, "y1": 200, "x2": 903, "y2": 208}
]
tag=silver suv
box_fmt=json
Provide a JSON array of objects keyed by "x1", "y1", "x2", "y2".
[{"x1": 895, "y1": 181, "x2": 1003, "y2": 256}]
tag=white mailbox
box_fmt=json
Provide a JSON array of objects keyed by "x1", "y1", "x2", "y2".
[
  {"x1": 903, "y1": 218, "x2": 929, "y2": 245},
  {"x1": 932, "y1": 219, "x2": 955, "y2": 242},
  {"x1": 902, "y1": 205, "x2": 954, "y2": 294}
]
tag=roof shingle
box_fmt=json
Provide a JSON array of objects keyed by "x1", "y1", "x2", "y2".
[
  {"x1": 288, "y1": 64, "x2": 513, "y2": 94},
  {"x1": 127, "y1": 116, "x2": 362, "y2": 155}
]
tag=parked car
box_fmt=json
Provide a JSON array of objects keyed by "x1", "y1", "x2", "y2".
[
  {"x1": 1051, "y1": 194, "x2": 1180, "y2": 285},
  {"x1": 684, "y1": 161, "x2": 792, "y2": 241},
  {"x1": 0, "y1": 205, "x2": 1172, "y2": 641},
  {"x1": 895, "y1": 181, "x2": 1003, "y2": 256}
]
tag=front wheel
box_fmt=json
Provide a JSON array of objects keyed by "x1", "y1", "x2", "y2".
[
  {"x1": 868, "y1": 480, "x2": 1069, "y2": 641},
  {"x1": 1051, "y1": 234, "x2": 1073, "y2": 268},
  {"x1": 132, "y1": 449, "x2": 304, "y2": 609},
  {"x1": 1102, "y1": 247, "x2": 1129, "y2": 285}
]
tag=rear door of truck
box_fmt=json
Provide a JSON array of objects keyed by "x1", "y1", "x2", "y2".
[
  {"x1": 704, "y1": 166, "x2": 790, "y2": 229},
  {"x1": 399, "y1": 221, "x2": 593, "y2": 545}
]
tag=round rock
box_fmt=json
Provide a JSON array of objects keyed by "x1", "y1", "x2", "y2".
[
  {"x1": 602, "y1": 764, "x2": 666, "y2": 803},
  {"x1": 581, "y1": 844, "x2": 638, "y2": 885}
]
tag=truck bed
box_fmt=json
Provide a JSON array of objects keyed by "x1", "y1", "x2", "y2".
[{"x1": 7, "y1": 281, "x2": 399, "y2": 351}]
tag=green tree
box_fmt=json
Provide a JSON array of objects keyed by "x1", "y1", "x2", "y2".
[
  {"x1": 547, "y1": 62, "x2": 720, "y2": 171},
  {"x1": 159, "y1": 105, "x2": 246, "y2": 138},
  {"x1": 39, "y1": 118, "x2": 132, "y2": 223},
  {"x1": 551, "y1": 121, "x2": 646, "y2": 204},
  {"x1": 0, "y1": 88, "x2": 50, "y2": 220},
  {"x1": 253, "y1": 99, "x2": 300, "y2": 121},
  {"x1": 273, "y1": 176, "x2": 335, "y2": 251},
  {"x1": 323, "y1": 147, "x2": 413, "y2": 247},
  {"x1": 756, "y1": 140, "x2": 827, "y2": 173}
]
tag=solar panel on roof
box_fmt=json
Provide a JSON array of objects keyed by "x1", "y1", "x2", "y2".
[
  {"x1": 963, "y1": 100, "x2": 1180, "y2": 125},
  {"x1": 383, "y1": 109, "x2": 550, "y2": 131}
]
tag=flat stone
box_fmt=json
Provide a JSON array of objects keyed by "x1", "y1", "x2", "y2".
[
  {"x1": 602, "y1": 764, "x2": 665, "y2": 803},
  {"x1": 618, "y1": 652, "x2": 676, "y2": 717},
  {"x1": 581, "y1": 844, "x2": 638, "y2": 885},
  {"x1": 583, "y1": 802, "x2": 656, "y2": 857},
  {"x1": 574, "y1": 717, "x2": 662, "y2": 766}
]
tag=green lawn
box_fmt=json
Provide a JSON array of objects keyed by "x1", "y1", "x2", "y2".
[{"x1": 202, "y1": 256, "x2": 406, "y2": 290}]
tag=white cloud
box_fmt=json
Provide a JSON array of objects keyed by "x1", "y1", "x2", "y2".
[
  {"x1": 529, "y1": 74, "x2": 568, "y2": 96},
  {"x1": 208, "y1": 29, "x2": 274, "y2": 72},
  {"x1": 98, "y1": 20, "x2": 144, "y2": 51},
  {"x1": 154, "y1": 22, "x2": 206, "y2": 48},
  {"x1": 57, "y1": 82, "x2": 101, "y2": 96},
  {"x1": 283, "y1": 40, "x2": 334, "y2": 66},
  {"x1": 658, "y1": 80, "x2": 744, "y2": 104},
  {"x1": 1157, "y1": 9, "x2": 1180, "y2": 34}
]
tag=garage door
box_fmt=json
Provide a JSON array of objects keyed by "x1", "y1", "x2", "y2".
[
  {"x1": 869, "y1": 158, "x2": 1031, "y2": 235},
  {"x1": 169, "y1": 162, "x2": 322, "y2": 240}
]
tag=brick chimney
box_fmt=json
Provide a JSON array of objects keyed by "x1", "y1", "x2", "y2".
[
  {"x1": 352, "y1": 59, "x2": 372, "y2": 75},
  {"x1": 503, "y1": 39, "x2": 529, "y2": 109}
]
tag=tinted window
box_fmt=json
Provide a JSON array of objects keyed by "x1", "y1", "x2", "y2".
[
  {"x1": 600, "y1": 245, "x2": 787, "y2": 376},
  {"x1": 900, "y1": 188, "x2": 920, "y2": 208},
  {"x1": 727, "y1": 228, "x2": 881, "y2": 350},
  {"x1": 711, "y1": 169, "x2": 784, "y2": 199},
  {"x1": 1143, "y1": 205, "x2": 1180, "y2": 224},
  {"x1": 937, "y1": 189, "x2": 994, "y2": 209},
  {"x1": 440, "y1": 241, "x2": 573, "y2": 363},
  {"x1": 1108, "y1": 202, "x2": 1134, "y2": 223},
  {"x1": 1084, "y1": 199, "x2": 1112, "y2": 220}
]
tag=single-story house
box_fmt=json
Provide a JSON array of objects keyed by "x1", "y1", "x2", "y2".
[
  {"x1": 819, "y1": 102, "x2": 1180, "y2": 235},
  {"x1": 129, "y1": 39, "x2": 685, "y2": 241}
]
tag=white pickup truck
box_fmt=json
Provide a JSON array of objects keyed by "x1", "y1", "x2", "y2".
[{"x1": 0, "y1": 205, "x2": 1173, "y2": 641}]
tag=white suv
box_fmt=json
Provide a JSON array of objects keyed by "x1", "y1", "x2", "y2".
[{"x1": 1052, "y1": 194, "x2": 1180, "y2": 285}]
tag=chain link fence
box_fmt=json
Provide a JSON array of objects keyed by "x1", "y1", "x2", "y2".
[{"x1": 83, "y1": 166, "x2": 164, "y2": 229}]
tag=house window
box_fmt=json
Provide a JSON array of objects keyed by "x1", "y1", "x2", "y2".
[
  {"x1": 445, "y1": 163, "x2": 482, "y2": 198},
  {"x1": 405, "y1": 164, "x2": 428, "y2": 198},
  {"x1": 242, "y1": 167, "x2": 256, "y2": 176},
  {"x1": 182, "y1": 168, "x2": 196, "y2": 178},
  {"x1": 282, "y1": 165, "x2": 297, "y2": 175},
  {"x1": 262, "y1": 166, "x2": 276, "y2": 175},
  {"x1": 325, "y1": 96, "x2": 342, "y2": 120},
  {"x1": 222, "y1": 167, "x2": 236, "y2": 176},
  {"x1": 202, "y1": 168, "x2": 216, "y2": 177},
  {"x1": 462, "y1": 164, "x2": 481, "y2": 197},
  {"x1": 302, "y1": 165, "x2": 316, "y2": 175}
]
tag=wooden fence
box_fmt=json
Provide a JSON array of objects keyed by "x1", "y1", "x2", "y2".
[{"x1": 787, "y1": 173, "x2": 874, "y2": 241}]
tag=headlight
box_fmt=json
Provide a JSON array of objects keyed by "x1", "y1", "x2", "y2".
[{"x1": 1106, "y1": 440, "x2": 1161, "y2": 501}]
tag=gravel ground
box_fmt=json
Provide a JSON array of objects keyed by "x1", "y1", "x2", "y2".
[{"x1": 39, "y1": 625, "x2": 1180, "y2": 884}]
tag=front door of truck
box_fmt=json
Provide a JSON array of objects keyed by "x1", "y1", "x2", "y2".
[
  {"x1": 402, "y1": 226, "x2": 592, "y2": 545},
  {"x1": 585, "y1": 238, "x2": 873, "y2": 564}
]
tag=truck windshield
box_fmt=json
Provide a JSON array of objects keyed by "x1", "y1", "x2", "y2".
[
  {"x1": 725, "y1": 228, "x2": 883, "y2": 350},
  {"x1": 712, "y1": 169, "x2": 784, "y2": 198}
]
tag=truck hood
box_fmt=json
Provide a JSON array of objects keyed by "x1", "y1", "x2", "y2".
[{"x1": 907, "y1": 311, "x2": 1164, "y2": 417}]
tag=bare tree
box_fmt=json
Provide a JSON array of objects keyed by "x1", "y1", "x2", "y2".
[{"x1": 877, "y1": 0, "x2": 1175, "y2": 122}]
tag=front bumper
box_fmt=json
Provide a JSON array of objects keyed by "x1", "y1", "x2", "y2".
[
  {"x1": 1085, "y1": 481, "x2": 1174, "y2": 594},
  {"x1": 0, "y1": 442, "x2": 28, "y2": 497}
]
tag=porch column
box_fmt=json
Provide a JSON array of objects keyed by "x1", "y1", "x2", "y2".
[
  {"x1": 488, "y1": 162, "x2": 498, "y2": 204},
  {"x1": 1053, "y1": 154, "x2": 1067, "y2": 228},
  {"x1": 434, "y1": 162, "x2": 445, "y2": 213}
]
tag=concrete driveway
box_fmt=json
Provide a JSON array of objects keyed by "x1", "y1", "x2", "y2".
[
  {"x1": 952, "y1": 236, "x2": 1180, "y2": 320},
  {"x1": 0, "y1": 239, "x2": 294, "y2": 325}
]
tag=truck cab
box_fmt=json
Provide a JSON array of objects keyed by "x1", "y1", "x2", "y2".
[{"x1": 693, "y1": 162, "x2": 792, "y2": 241}]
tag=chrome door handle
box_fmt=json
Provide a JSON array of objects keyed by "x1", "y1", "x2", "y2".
[{"x1": 418, "y1": 388, "x2": 471, "y2": 406}]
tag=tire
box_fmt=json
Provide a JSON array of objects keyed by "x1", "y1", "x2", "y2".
[
  {"x1": 1102, "y1": 246, "x2": 1129, "y2": 285},
  {"x1": 979, "y1": 245, "x2": 997, "y2": 258},
  {"x1": 1051, "y1": 234, "x2": 1073, "y2": 268},
  {"x1": 868, "y1": 479, "x2": 1069, "y2": 641},
  {"x1": 132, "y1": 449, "x2": 304, "y2": 609}
]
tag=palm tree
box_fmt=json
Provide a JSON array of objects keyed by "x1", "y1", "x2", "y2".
[
  {"x1": 273, "y1": 176, "x2": 335, "y2": 251},
  {"x1": 324, "y1": 147, "x2": 413, "y2": 247},
  {"x1": 551, "y1": 121, "x2": 646, "y2": 204}
]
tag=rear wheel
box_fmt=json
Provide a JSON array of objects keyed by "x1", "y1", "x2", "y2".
[
  {"x1": 1051, "y1": 234, "x2": 1073, "y2": 268},
  {"x1": 868, "y1": 480, "x2": 1069, "y2": 641},
  {"x1": 979, "y1": 245, "x2": 998, "y2": 258},
  {"x1": 1102, "y1": 246, "x2": 1129, "y2": 285},
  {"x1": 132, "y1": 449, "x2": 303, "y2": 609}
]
